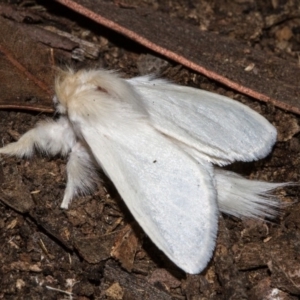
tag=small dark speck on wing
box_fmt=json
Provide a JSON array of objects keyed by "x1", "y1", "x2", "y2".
[{"x1": 97, "y1": 86, "x2": 108, "y2": 93}]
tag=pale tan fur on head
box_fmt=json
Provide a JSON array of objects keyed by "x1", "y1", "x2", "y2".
[
  {"x1": 54, "y1": 68, "x2": 148, "y2": 118},
  {"x1": 55, "y1": 68, "x2": 117, "y2": 109},
  {"x1": 55, "y1": 68, "x2": 78, "y2": 109}
]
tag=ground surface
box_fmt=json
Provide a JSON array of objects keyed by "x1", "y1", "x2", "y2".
[{"x1": 0, "y1": 0, "x2": 299, "y2": 299}]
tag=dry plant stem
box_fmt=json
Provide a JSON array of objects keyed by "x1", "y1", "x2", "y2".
[
  {"x1": 55, "y1": 0, "x2": 300, "y2": 115},
  {"x1": 0, "y1": 44, "x2": 51, "y2": 95},
  {"x1": 0, "y1": 103, "x2": 54, "y2": 113},
  {"x1": 0, "y1": 44, "x2": 54, "y2": 113}
]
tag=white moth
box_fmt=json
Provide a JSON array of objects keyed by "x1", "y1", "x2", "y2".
[{"x1": 0, "y1": 69, "x2": 286, "y2": 274}]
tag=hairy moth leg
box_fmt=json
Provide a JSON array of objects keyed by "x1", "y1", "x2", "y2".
[
  {"x1": 61, "y1": 143, "x2": 98, "y2": 209},
  {"x1": 0, "y1": 117, "x2": 76, "y2": 157}
]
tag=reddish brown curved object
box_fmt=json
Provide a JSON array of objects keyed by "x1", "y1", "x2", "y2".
[
  {"x1": 55, "y1": 0, "x2": 300, "y2": 115},
  {"x1": 0, "y1": 17, "x2": 54, "y2": 112}
]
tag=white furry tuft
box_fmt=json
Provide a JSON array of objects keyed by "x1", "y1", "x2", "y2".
[
  {"x1": 215, "y1": 169, "x2": 287, "y2": 219},
  {"x1": 61, "y1": 142, "x2": 98, "y2": 209},
  {"x1": 0, "y1": 117, "x2": 76, "y2": 158}
]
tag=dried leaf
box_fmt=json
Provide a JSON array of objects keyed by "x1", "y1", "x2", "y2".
[
  {"x1": 0, "y1": 17, "x2": 54, "y2": 112},
  {"x1": 111, "y1": 224, "x2": 142, "y2": 272},
  {"x1": 101, "y1": 261, "x2": 172, "y2": 300},
  {"x1": 75, "y1": 232, "x2": 120, "y2": 264},
  {"x1": 56, "y1": 0, "x2": 300, "y2": 114}
]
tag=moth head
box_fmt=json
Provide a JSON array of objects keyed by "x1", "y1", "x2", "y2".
[
  {"x1": 54, "y1": 68, "x2": 78, "y2": 114},
  {"x1": 54, "y1": 68, "x2": 148, "y2": 119},
  {"x1": 53, "y1": 68, "x2": 112, "y2": 114}
]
